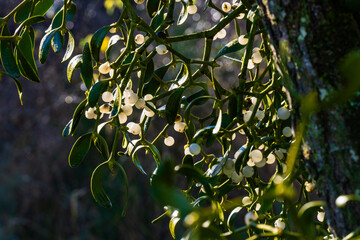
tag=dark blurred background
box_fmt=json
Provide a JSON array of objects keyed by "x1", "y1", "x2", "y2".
[{"x1": 0, "y1": 0, "x2": 263, "y2": 239}]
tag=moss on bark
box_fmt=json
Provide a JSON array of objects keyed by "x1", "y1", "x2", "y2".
[{"x1": 258, "y1": 0, "x2": 360, "y2": 236}]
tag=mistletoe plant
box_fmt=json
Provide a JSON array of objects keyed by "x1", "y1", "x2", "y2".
[{"x1": 1, "y1": 0, "x2": 358, "y2": 239}]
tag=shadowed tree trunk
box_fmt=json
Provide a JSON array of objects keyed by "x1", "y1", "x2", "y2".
[{"x1": 257, "y1": 0, "x2": 360, "y2": 237}]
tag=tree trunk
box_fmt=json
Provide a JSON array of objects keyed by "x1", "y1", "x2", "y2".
[{"x1": 257, "y1": 0, "x2": 360, "y2": 237}]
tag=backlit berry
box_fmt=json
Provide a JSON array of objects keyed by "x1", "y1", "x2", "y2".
[
  {"x1": 102, "y1": 91, "x2": 114, "y2": 102},
  {"x1": 238, "y1": 35, "x2": 248, "y2": 45},
  {"x1": 164, "y1": 136, "x2": 175, "y2": 146},
  {"x1": 189, "y1": 143, "x2": 201, "y2": 155},
  {"x1": 134, "y1": 34, "x2": 145, "y2": 45},
  {"x1": 156, "y1": 44, "x2": 168, "y2": 55},
  {"x1": 222, "y1": 2, "x2": 232, "y2": 12},
  {"x1": 277, "y1": 107, "x2": 290, "y2": 120},
  {"x1": 187, "y1": 5, "x2": 198, "y2": 14},
  {"x1": 99, "y1": 61, "x2": 111, "y2": 74}
]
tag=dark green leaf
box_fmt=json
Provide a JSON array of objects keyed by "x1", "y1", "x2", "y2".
[
  {"x1": 33, "y1": 0, "x2": 54, "y2": 16},
  {"x1": 146, "y1": 0, "x2": 161, "y2": 17},
  {"x1": 214, "y1": 39, "x2": 246, "y2": 60},
  {"x1": 62, "y1": 99, "x2": 87, "y2": 137},
  {"x1": 14, "y1": 1, "x2": 32, "y2": 23},
  {"x1": 132, "y1": 149, "x2": 147, "y2": 175},
  {"x1": 192, "y1": 126, "x2": 215, "y2": 142},
  {"x1": 48, "y1": 2, "x2": 77, "y2": 31},
  {"x1": 80, "y1": 42, "x2": 93, "y2": 89},
  {"x1": 0, "y1": 24, "x2": 20, "y2": 78},
  {"x1": 166, "y1": 88, "x2": 184, "y2": 124},
  {"x1": 62, "y1": 119, "x2": 73, "y2": 137},
  {"x1": 14, "y1": 16, "x2": 46, "y2": 36},
  {"x1": 90, "y1": 162, "x2": 112, "y2": 208},
  {"x1": 94, "y1": 135, "x2": 110, "y2": 160},
  {"x1": 110, "y1": 84, "x2": 122, "y2": 118},
  {"x1": 150, "y1": 8, "x2": 164, "y2": 30},
  {"x1": 67, "y1": 54, "x2": 82, "y2": 82},
  {"x1": 88, "y1": 80, "x2": 109, "y2": 107},
  {"x1": 132, "y1": 143, "x2": 161, "y2": 174},
  {"x1": 90, "y1": 26, "x2": 111, "y2": 62},
  {"x1": 143, "y1": 65, "x2": 169, "y2": 96},
  {"x1": 62, "y1": 30, "x2": 75, "y2": 62},
  {"x1": 227, "y1": 95, "x2": 237, "y2": 120},
  {"x1": 39, "y1": 30, "x2": 57, "y2": 64},
  {"x1": 51, "y1": 30, "x2": 64, "y2": 53},
  {"x1": 182, "y1": 155, "x2": 194, "y2": 166},
  {"x1": 185, "y1": 89, "x2": 208, "y2": 105},
  {"x1": 68, "y1": 133, "x2": 92, "y2": 168},
  {"x1": 16, "y1": 28, "x2": 40, "y2": 82},
  {"x1": 177, "y1": 1, "x2": 188, "y2": 25}
]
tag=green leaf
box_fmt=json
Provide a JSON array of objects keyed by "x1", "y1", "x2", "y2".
[
  {"x1": 13, "y1": 78, "x2": 23, "y2": 104},
  {"x1": 110, "y1": 84, "x2": 122, "y2": 118},
  {"x1": 33, "y1": 0, "x2": 54, "y2": 16},
  {"x1": 62, "y1": 99, "x2": 87, "y2": 137},
  {"x1": 80, "y1": 42, "x2": 93, "y2": 89},
  {"x1": 16, "y1": 28, "x2": 40, "y2": 82},
  {"x1": 146, "y1": 0, "x2": 161, "y2": 18},
  {"x1": 39, "y1": 30, "x2": 57, "y2": 64},
  {"x1": 0, "y1": 24, "x2": 20, "y2": 78},
  {"x1": 14, "y1": 1, "x2": 32, "y2": 23},
  {"x1": 131, "y1": 148, "x2": 147, "y2": 175},
  {"x1": 166, "y1": 88, "x2": 184, "y2": 124},
  {"x1": 227, "y1": 207, "x2": 242, "y2": 230},
  {"x1": 182, "y1": 155, "x2": 194, "y2": 166},
  {"x1": 105, "y1": 35, "x2": 122, "y2": 61},
  {"x1": 177, "y1": 1, "x2": 188, "y2": 25},
  {"x1": 62, "y1": 31, "x2": 75, "y2": 62},
  {"x1": 68, "y1": 133, "x2": 92, "y2": 168},
  {"x1": 94, "y1": 135, "x2": 110, "y2": 160},
  {"x1": 227, "y1": 95, "x2": 237, "y2": 120},
  {"x1": 90, "y1": 162, "x2": 112, "y2": 208},
  {"x1": 143, "y1": 65, "x2": 170, "y2": 96},
  {"x1": 170, "y1": 63, "x2": 189, "y2": 90},
  {"x1": 14, "y1": 16, "x2": 46, "y2": 36},
  {"x1": 212, "y1": 109, "x2": 222, "y2": 134},
  {"x1": 67, "y1": 54, "x2": 82, "y2": 82},
  {"x1": 185, "y1": 89, "x2": 208, "y2": 105},
  {"x1": 214, "y1": 39, "x2": 246, "y2": 60},
  {"x1": 51, "y1": 30, "x2": 64, "y2": 53},
  {"x1": 150, "y1": 8, "x2": 164, "y2": 30},
  {"x1": 169, "y1": 217, "x2": 180, "y2": 239},
  {"x1": 90, "y1": 26, "x2": 111, "y2": 62},
  {"x1": 192, "y1": 126, "x2": 215, "y2": 142},
  {"x1": 132, "y1": 143, "x2": 161, "y2": 174},
  {"x1": 88, "y1": 80, "x2": 109, "y2": 107},
  {"x1": 62, "y1": 119, "x2": 73, "y2": 137},
  {"x1": 48, "y1": 2, "x2": 77, "y2": 31}
]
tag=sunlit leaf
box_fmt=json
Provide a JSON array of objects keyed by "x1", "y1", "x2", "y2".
[
  {"x1": 214, "y1": 39, "x2": 246, "y2": 60},
  {"x1": 90, "y1": 26, "x2": 111, "y2": 62}
]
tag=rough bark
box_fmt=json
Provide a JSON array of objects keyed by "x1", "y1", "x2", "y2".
[{"x1": 257, "y1": 0, "x2": 360, "y2": 237}]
